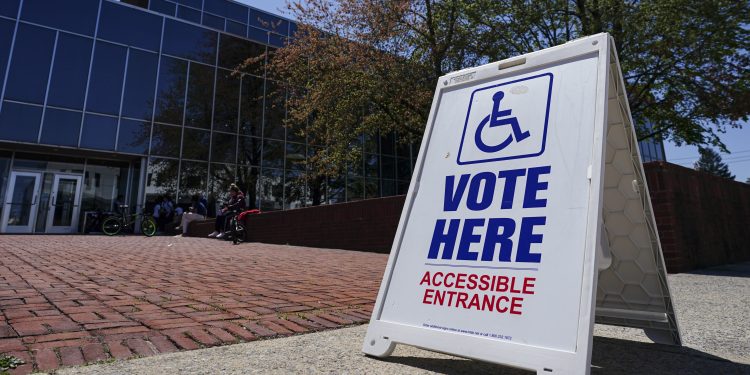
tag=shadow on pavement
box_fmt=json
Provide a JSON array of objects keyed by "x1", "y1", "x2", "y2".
[
  {"x1": 378, "y1": 336, "x2": 749, "y2": 374},
  {"x1": 686, "y1": 262, "x2": 750, "y2": 279}
]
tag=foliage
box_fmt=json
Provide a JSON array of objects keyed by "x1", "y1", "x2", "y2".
[
  {"x1": 694, "y1": 147, "x2": 735, "y2": 179},
  {"x1": 262, "y1": 0, "x2": 748, "y2": 179},
  {"x1": 0, "y1": 354, "x2": 24, "y2": 374}
]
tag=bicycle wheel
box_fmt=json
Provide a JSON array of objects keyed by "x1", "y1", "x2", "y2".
[
  {"x1": 141, "y1": 217, "x2": 157, "y2": 237},
  {"x1": 233, "y1": 222, "x2": 246, "y2": 244},
  {"x1": 101, "y1": 217, "x2": 123, "y2": 236}
]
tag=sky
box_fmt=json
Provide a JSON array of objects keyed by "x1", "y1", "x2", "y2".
[{"x1": 236, "y1": 0, "x2": 750, "y2": 183}]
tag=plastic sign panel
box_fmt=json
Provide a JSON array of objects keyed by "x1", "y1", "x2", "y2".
[{"x1": 363, "y1": 33, "x2": 680, "y2": 374}]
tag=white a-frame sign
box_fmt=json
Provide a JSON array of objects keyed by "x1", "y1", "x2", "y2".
[{"x1": 363, "y1": 33, "x2": 681, "y2": 374}]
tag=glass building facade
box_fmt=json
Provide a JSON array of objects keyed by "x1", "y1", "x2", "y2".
[
  {"x1": 0, "y1": 0, "x2": 664, "y2": 234},
  {"x1": 0, "y1": 0, "x2": 418, "y2": 233}
]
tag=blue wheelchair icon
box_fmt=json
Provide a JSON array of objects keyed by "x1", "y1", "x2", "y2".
[{"x1": 474, "y1": 91, "x2": 530, "y2": 153}]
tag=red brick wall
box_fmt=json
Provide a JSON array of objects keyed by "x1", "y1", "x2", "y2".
[
  {"x1": 644, "y1": 162, "x2": 750, "y2": 273},
  {"x1": 243, "y1": 196, "x2": 406, "y2": 253}
]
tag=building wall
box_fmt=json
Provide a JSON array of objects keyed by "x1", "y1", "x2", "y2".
[
  {"x1": 644, "y1": 161, "x2": 750, "y2": 273},
  {"x1": 0, "y1": 0, "x2": 416, "y2": 218}
]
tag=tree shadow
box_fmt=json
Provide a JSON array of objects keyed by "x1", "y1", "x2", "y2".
[
  {"x1": 686, "y1": 262, "x2": 750, "y2": 279},
  {"x1": 375, "y1": 336, "x2": 749, "y2": 374}
]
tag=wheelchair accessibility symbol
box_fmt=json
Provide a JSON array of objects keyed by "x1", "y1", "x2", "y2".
[
  {"x1": 457, "y1": 72, "x2": 553, "y2": 165},
  {"x1": 474, "y1": 91, "x2": 530, "y2": 153}
]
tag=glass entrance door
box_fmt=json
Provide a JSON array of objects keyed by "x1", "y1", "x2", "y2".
[
  {"x1": 45, "y1": 174, "x2": 83, "y2": 233},
  {"x1": 1, "y1": 172, "x2": 42, "y2": 233}
]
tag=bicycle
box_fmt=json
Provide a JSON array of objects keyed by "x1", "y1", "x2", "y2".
[
  {"x1": 229, "y1": 214, "x2": 246, "y2": 245},
  {"x1": 101, "y1": 205, "x2": 157, "y2": 237},
  {"x1": 229, "y1": 209, "x2": 259, "y2": 245}
]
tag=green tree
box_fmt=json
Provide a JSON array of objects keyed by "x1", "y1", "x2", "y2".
[
  {"x1": 266, "y1": 0, "x2": 748, "y2": 179},
  {"x1": 694, "y1": 147, "x2": 735, "y2": 179}
]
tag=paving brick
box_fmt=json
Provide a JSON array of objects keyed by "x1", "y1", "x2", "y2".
[
  {"x1": 0, "y1": 236, "x2": 388, "y2": 372},
  {"x1": 81, "y1": 343, "x2": 109, "y2": 363},
  {"x1": 33, "y1": 348, "x2": 59, "y2": 371},
  {"x1": 59, "y1": 346, "x2": 85, "y2": 366}
]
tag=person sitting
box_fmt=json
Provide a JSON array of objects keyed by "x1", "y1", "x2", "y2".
[
  {"x1": 175, "y1": 194, "x2": 207, "y2": 236},
  {"x1": 208, "y1": 184, "x2": 246, "y2": 239}
]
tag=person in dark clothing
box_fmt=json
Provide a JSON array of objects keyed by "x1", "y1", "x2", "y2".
[
  {"x1": 208, "y1": 183, "x2": 246, "y2": 239},
  {"x1": 175, "y1": 194, "x2": 208, "y2": 236}
]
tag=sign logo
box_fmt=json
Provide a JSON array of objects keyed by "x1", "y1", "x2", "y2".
[{"x1": 457, "y1": 73, "x2": 553, "y2": 165}]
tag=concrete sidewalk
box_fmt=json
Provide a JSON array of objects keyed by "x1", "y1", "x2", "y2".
[{"x1": 54, "y1": 263, "x2": 750, "y2": 375}]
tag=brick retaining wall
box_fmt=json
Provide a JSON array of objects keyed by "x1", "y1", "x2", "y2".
[{"x1": 643, "y1": 161, "x2": 750, "y2": 273}]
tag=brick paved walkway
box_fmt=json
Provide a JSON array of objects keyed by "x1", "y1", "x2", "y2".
[{"x1": 0, "y1": 236, "x2": 387, "y2": 374}]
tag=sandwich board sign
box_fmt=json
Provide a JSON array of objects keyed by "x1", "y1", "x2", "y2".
[{"x1": 363, "y1": 33, "x2": 681, "y2": 374}]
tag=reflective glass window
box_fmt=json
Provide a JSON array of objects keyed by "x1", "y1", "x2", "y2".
[
  {"x1": 307, "y1": 175, "x2": 326, "y2": 206},
  {"x1": 285, "y1": 142, "x2": 305, "y2": 170},
  {"x1": 208, "y1": 163, "x2": 235, "y2": 211},
  {"x1": 149, "y1": 0, "x2": 176, "y2": 16},
  {"x1": 259, "y1": 167, "x2": 282, "y2": 211},
  {"x1": 163, "y1": 19, "x2": 217, "y2": 64},
  {"x1": 146, "y1": 158, "x2": 178, "y2": 207},
  {"x1": 249, "y1": 9, "x2": 287, "y2": 34},
  {"x1": 176, "y1": 0, "x2": 202, "y2": 9},
  {"x1": 264, "y1": 81, "x2": 285, "y2": 140},
  {"x1": 181, "y1": 127, "x2": 210, "y2": 161},
  {"x1": 154, "y1": 56, "x2": 187, "y2": 125},
  {"x1": 237, "y1": 166, "x2": 259, "y2": 209},
  {"x1": 211, "y1": 131, "x2": 236, "y2": 164},
  {"x1": 150, "y1": 123, "x2": 181, "y2": 157},
  {"x1": 247, "y1": 26, "x2": 268, "y2": 44},
  {"x1": 261, "y1": 139, "x2": 283, "y2": 168},
  {"x1": 4, "y1": 23, "x2": 55, "y2": 104},
  {"x1": 0, "y1": 0, "x2": 19, "y2": 18},
  {"x1": 185, "y1": 62, "x2": 214, "y2": 129},
  {"x1": 179, "y1": 161, "x2": 207, "y2": 204},
  {"x1": 39, "y1": 109, "x2": 81, "y2": 147},
  {"x1": 99, "y1": 1, "x2": 162, "y2": 52},
  {"x1": 397, "y1": 157, "x2": 412, "y2": 180},
  {"x1": 381, "y1": 155, "x2": 396, "y2": 179},
  {"x1": 365, "y1": 154, "x2": 379, "y2": 178},
  {"x1": 269, "y1": 33, "x2": 286, "y2": 48},
  {"x1": 122, "y1": 49, "x2": 158, "y2": 120},
  {"x1": 205, "y1": 0, "x2": 247, "y2": 23},
  {"x1": 239, "y1": 75, "x2": 263, "y2": 137},
  {"x1": 238, "y1": 136, "x2": 261, "y2": 166},
  {"x1": 177, "y1": 5, "x2": 201, "y2": 23},
  {"x1": 347, "y1": 176, "x2": 364, "y2": 202},
  {"x1": 218, "y1": 34, "x2": 265, "y2": 74},
  {"x1": 80, "y1": 114, "x2": 118, "y2": 150},
  {"x1": 382, "y1": 179, "x2": 397, "y2": 197},
  {"x1": 117, "y1": 118, "x2": 150, "y2": 154},
  {"x1": 202, "y1": 13, "x2": 225, "y2": 31},
  {"x1": 0, "y1": 101, "x2": 42, "y2": 142},
  {"x1": 0, "y1": 151, "x2": 10, "y2": 221},
  {"x1": 396, "y1": 136, "x2": 411, "y2": 158},
  {"x1": 86, "y1": 42, "x2": 127, "y2": 115},
  {"x1": 328, "y1": 177, "x2": 345, "y2": 203},
  {"x1": 213, "y1": 69, "x2": 240, "y2": 133},
  {"x1": 226, "y1": 21, "x2": 246, "y2": 37},
  {"x1": 284, "y1": 169, "x2": 305, "y2": 209},
  {"x1": 381, "y1": 132, "x2": 395, "y2": 155},
  {"x1": 47, "y1": 33, "x2": 92, "y2": 110},
  {"x1": 0, "y1": 19, "x2": 15, "y2": 94},
  {"x1": 21, "y1": 0, "x2": 98, "y2": 36},
  {"x1": 365, "y1": 178, "x2": 380, "y2": 199}
]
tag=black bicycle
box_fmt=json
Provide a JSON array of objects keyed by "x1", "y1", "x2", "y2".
[
  {"x1": 229, "y1": 214, "x2": 246, "y2": 244},
  {"x1": 101, "y1": 205, "x2": 157, "y2": 237}
]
